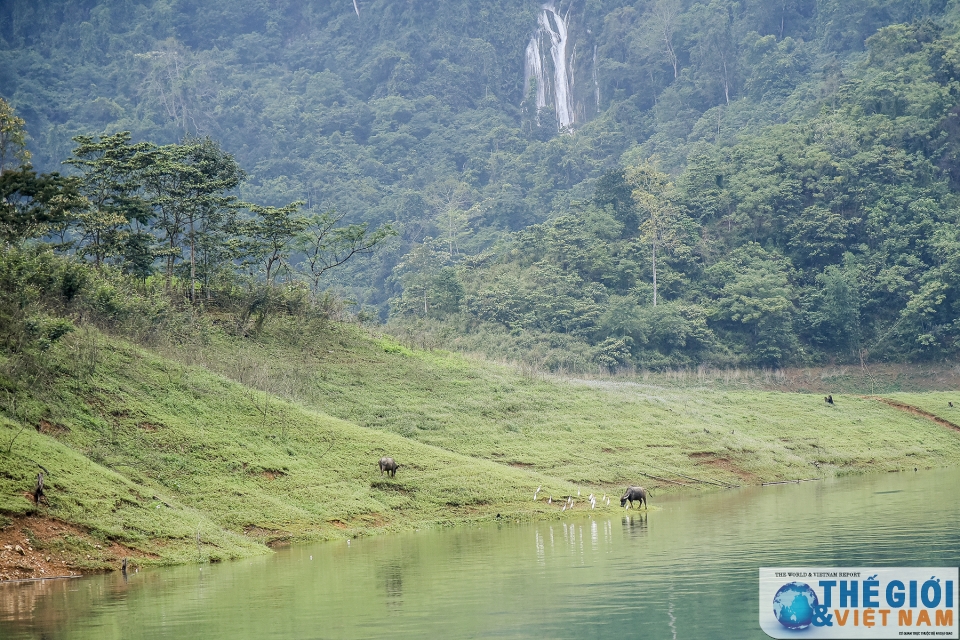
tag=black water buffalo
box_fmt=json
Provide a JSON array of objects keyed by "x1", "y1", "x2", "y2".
[
  {"x1": 378, "y1": 456, "x2": 400, "y2": 477},
  {"x1": 620, "y1": 486, "x2": 648, "y2": 509}
]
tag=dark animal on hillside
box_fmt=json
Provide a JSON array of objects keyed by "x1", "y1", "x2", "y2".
[
  {"x1": 32, "y1": 472, "x2": 45, "y2": 505},
  {"x1": 824, "y1": 395, "x2": 834, "y2": 405},
  {"x1": 620, "y1": 486, "x2": 648, "y2": 509},
  {"x1": 378, "y1": 456, "x2": 400, "y2": 477},
  {"x1": 950, "y1": 402, "x2": 954, "y2": 408}
]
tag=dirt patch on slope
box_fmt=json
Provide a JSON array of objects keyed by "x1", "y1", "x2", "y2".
[
  {"x1": 866, "y1": 397, "x2": 960, "y2": 433},
  {"x1": 0, "y1": 515, "x2": 146, "y2": 582},
  {"x1": 243, "y1": 524, "x2": 291, "y2": 547},
  {"x1": 36, "y1": 420, "x2": 70, "y2": 437},
  {"x1": 687, "y1": 452, "x2": 759, "y2": 484},
  {"x1": 370, "y1": 481, "x2": 414, "y2": 495}
]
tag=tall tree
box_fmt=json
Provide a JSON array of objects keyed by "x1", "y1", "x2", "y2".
[
  {"x1": 141, "y1": 142, "x2": 194, "y2": 289},
  {"x1": 237, "y1": 201, "x2": 309, "y2": 283},
  {"x1": 181, "y1": 138, "x2": 244, "y2": 302},
  {"x1": 390, "y1": 238, "x2": 449, "y2": 317},
  {"x1": 64, "y1": 133, "x2": 153, "y2": 267},
  {"x1": 649, "y1": 0, "x2": 682, "y2": 80},
  {"x1": 626, "y1": 164, "x2": 691, "y2": 307},
  {"x1": 0, "y1": 100, "x2": 83, "y2": 245},
  {"x1": 296, "y1": 209, "x2": 395, "y2": 295},
  {"x1": 139, "y1": 138, "x2": 243, "y2": 298},
  {"x1": 0, "y1": 169, "x2": 84, "y2": 245},
  {"x1": 0, "y1": 98, "x2": 31, "y2": 174},
  {"x1": 427, "y1": 178, "x2": 474, "y2": 258}
]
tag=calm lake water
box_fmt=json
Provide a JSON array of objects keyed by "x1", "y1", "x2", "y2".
[{"x1": 2, "y1": 468, "x2": 959, "y2": 639}]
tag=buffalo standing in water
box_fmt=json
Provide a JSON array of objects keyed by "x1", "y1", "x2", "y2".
[
  {"x1": 620, "y1": 486, "x2": 648, "y2": 509},
  {"x1": 378, "y1": 456, "x2": 400, "y2": 477}
]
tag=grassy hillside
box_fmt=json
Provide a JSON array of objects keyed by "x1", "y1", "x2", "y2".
[
  {"x1": 159, "y1": 320, "x2": 960, "y2": 488},
  {"x1": 3, "y1": 317, "x2": 960, "y2": 578},
  {"x1": 0, "y1": 327, "x2": 580, "y2": 576}
]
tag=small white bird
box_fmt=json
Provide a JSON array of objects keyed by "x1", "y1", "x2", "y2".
[
  {"x1": 577, "y1": 490, "x2": 581, "y2": 497},
  {"x1": 548, "y1": 497, "x2": 552, "y2": 504},
  {"x1": 561, "y1": 505, "x2": 566, "y2": 512}
]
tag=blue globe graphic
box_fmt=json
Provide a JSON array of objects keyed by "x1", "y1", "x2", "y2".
[{"x1": 772, "y1": 582, "x2": 819, "y2": 630}]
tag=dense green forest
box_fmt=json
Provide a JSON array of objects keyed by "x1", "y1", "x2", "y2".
[{"x1": 4, "y1": 0, "x2": 960, "y2": 368}]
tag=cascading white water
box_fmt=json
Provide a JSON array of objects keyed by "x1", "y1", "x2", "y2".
[
  {"x1": 524, "y1": 31, "x2": 546, "y2": 123},
  {"x1": 593, "y1": 44, "x2": 600, "y2": 113},
  {"x1": 523, "y1": 2, "x2": 575, "y2": 131}
]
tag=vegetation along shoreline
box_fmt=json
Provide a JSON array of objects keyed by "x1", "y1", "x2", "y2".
[
  {"x1": 6, "y1": 1, "x2": 960, "y2": 583},
  {"x1": 4, "y1": 315, "x2": 960, "y2": 580}
]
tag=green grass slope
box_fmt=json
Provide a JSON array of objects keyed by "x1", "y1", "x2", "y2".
[
  {"x1": 874, "y1": 392, "x2": 960, "y2": 434},
  {"x1": 0, "y1": 331, "x2": 579, "y2": 567},
  {"x1": 3, "y1": 320, "x2": 960, "y2": 569},
  {"x1": 162, "y1": 322, "x2": 960, "y2": 488}
]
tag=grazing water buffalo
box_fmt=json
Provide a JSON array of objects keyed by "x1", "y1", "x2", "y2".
[
  {"x1": 378, "y1": 456, "x2": 400, "y2": 477},
  {"x1": 620, "y1": 486, "x2": 648, "y2": 509}
]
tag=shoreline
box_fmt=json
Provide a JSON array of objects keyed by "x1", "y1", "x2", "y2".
[
  {"x1": 3, "y1": 327, "x2": 960, "y2": 583},
  {"x1": 2, "y1": 463, "x2": 948, "y2": 582}
]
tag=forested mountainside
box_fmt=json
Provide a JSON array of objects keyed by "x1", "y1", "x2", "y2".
[{"x1": 4, "y1": 0, "x2": 960, "y2": 368}]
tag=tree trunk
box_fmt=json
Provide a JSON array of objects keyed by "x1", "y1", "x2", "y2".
[
  {"x1": 204, "y1": 249, "x2": 212, "y2": 301},
  {"x1": 189, "y1": 217, "x2": 196, "y2": 304},
  {"x1": 722, "y1": 56, "x2": 730, "y2": 105},
  {"x1": 652, "y1": 237, "x2": 658, "y2": 307},
  {"x1": 166, "y1": 240, "x2": 175, "y2": 291}
]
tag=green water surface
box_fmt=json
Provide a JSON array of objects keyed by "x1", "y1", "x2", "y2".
[{"x1": 2, "y1": 468, "x2": 958, "y2": 639}]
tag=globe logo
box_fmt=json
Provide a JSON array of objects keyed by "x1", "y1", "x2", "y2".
[{"x1": 772, "y1": 582, "x2": 820, "y2": 630}]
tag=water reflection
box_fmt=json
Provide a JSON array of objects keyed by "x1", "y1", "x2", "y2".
[
  {"x1": 621, "y1": 513, "x2": 648, "y2": 536},
  {"x1": 2, "y1": 468, "x2": 959, "y2": 639},
  {"x1": 378, "y1": 561, "x2": 404, "y2": 610}
]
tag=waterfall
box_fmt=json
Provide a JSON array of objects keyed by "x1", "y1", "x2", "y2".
[
  {"x1": 593, "y1": 44, "x2": 600, "y2": 113},
  {"x1": 524, "y1": 31, "x2": 546, "y2": 125},
  {"x1": 523, "y1": 2, "x2": 575, "y2": 131}
]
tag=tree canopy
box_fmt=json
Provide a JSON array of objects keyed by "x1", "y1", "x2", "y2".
[{"x1": 4, "y1": 1, "x2": 960, "y2": 367}]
